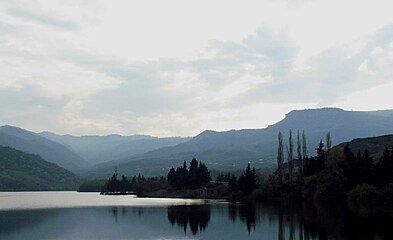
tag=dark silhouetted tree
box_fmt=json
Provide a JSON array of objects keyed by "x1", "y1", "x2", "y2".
[
  {"x1": 297, "y1": 130, "x2": 303, "y2": 179},
  {"x1": 287, "y1": 130, "x2": 294, "y2": 184},
  {"x1": 167, "y1": 158, "x2": 211, "y2": 189},
  {"x1": 277, "y1": 132, "x2": 284, "y2": 184},
  {"x1": 238, "y1": 163, "x2": 257, "y2": 195}
]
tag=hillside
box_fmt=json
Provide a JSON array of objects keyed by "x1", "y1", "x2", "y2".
[
  {"x1": 0, "y1": 126, "x2": 90, "y2": 172},
  {"x1": 85, "y1": 108, "x2": 393, "y2": 178},
  {"x1": 39, "y1": 132, "x2": 191, "y2": 164},
  {"x1": 0, "y1": 146, "x2": 82, "y2": 191},
  {"x1": 337, "y1": 134, "x2": 393, "y2": 158}
]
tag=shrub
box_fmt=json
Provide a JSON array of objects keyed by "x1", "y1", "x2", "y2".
[
  {"x1": 348, "y1": 184, "x2": 380, "y2": 207},
  {"x1": 347, "y1": 184, "x2": 383, "y2": 217},
  {"x1": 380, "y1": 183, "x2": 393, "y2": 207},
  {"x1": 313, "y1": 173, "x2": 347, "y2": 206},
  {"x1": 303, "y1": 172, "x2": 346, "y2": 206},
  {"x1": 302, "y1": 174, "x2": 319, "y2": 202}
]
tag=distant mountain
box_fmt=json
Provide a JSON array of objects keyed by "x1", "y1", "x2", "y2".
[
  {"x1": 0, "y1": 126, "x2": 90, "y2": 172},
  {"x1": 0, "y1": 146, "x2": 81, "y2": 191},
  {"x1": 38, "y1": 132, "x2": 191, "y2": 164},
  {"x1": 84, "y1": 108, "x2": 393, "y2": 178},
  {"x1": 337, "y1": 134, "x2": 393, "y2": 158}
]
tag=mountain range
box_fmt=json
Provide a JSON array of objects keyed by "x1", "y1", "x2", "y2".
[
  {"x1": 2, "y1": 107, "x2": 393, "y2": 179},
  {"x1": 0, "y1": 126, "x2": 90, "y2": 172},
  {"x1": 38, "y1": 132, "x2": 190, "y2": 165},
  {"x1": 83, "y1": 108, "x2": 393, "y2": 178}
]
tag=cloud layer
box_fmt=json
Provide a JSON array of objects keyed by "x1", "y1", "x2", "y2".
[{"x1": 0, "y1": 0, "x2": 392, "y2": 136}]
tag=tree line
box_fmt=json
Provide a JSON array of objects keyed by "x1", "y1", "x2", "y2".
[
  {"x1": 260, "y1": 130, "x2": 393, "y2": 214},
  {"x1": 101, "y1": 170, "x2": 166, "y2": 195},
  {"x1": 167, "y1": 158, "x2": 211, "y2": 189}
]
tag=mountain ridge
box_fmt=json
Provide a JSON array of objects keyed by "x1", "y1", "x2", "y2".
[
  {"x1": 83, "y1": 107, "x2": 393, "y2": 178},
  {"x1": 0, "y1": 126, "x2": 90, "y2": 173},
  {"x1": 38, "y1": 131, "x2": 191, "y2": 165}
]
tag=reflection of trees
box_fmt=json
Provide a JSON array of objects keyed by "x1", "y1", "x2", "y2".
[
  {"x1": 167, "y1": 205, "x2": 211, "y2": 235},
  {"x1": 111, "y1": 207, "x2": 118, "y2": 222},
  {"x1": 278, "y1": 207, "x2": 285, "y2": 240},
  {"x1": 238, "y1": 204, "x2": 256, "y2": 234},
  {"x1": 109, "y1": 207, "x2": 130, "y2": 222},
  {"x1": 227, "y1": 205, "x2": 237, "y2": 222},
  {"x1": 132, "y1": 207, "x2": 145, "y2": 217},
  {"x1": 227, "y1": 204, "x2": 257, "y2": 234},
  {"x1": 275, "y1": 203, "x2": 378, "y2": 240}
]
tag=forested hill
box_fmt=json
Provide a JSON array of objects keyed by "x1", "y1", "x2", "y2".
[
  {"x1": 0, "y1": 125, "x2": 90, "y2": 172},
  {"x1": 85, "y1": 108, "x2": 393, "y2": 178},
  {"x1": 337, "y1": 134, "x2": 393, "y2": 158},
  {"x1": 0, "y1": 146, "x2": 82, "y2": 191}
]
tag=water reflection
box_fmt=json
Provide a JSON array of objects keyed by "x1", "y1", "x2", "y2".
[
  {"x1": 167, "y1": 205, "x2": 210, "y2": 235},
  {"x1": 0, "y1": 203, "x2": 392, "y2": 239},
  {"x1": 227, "y1": 204, "x2": 257, "y2": 234}
]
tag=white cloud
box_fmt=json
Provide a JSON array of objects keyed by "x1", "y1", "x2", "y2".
[{"x1": 0, "y1": 0, "x2": 392, "y2": 136}]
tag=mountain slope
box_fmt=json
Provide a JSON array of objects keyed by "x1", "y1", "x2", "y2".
[
  {"x1": 0, "y1": 146, "x2": 82, "y2": 191},
  {"x1": 337, "y1": 134, "x2": 393, "y2": 158},
  {"x1": 39, "y1": 132, "x2": 191, "y2": 164},
  {"x1": 0, "y1": 126, "x2": 90, "y2": 172},
  {"x1": 85, "y1": 108, "x2": 393, "y2": 178}
]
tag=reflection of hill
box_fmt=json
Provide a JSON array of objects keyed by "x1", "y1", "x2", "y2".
[
  {"x1": 0, "y1": 209, "x2": 59, "y2": 236},
  {"x1": 167, "y1": 205, "x2": 211, "y2": 235}
]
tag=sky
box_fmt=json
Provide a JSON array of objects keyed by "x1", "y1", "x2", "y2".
[{"x1": 0, "y1": 0, "x2": 392, "y2": 136}]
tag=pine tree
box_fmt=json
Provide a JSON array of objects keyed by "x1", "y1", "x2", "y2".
[
  {"x1": 238, "y1": 163, "x2": 257, "y2": 195},
  {"x1": 167, "y1": 166, "x2": 176, "y2": 185},
  {"x1": 120, "y1": 175, "x2": 128, "y2": 194},
  {"x1": 316, "y1": 140, "x2": 326, "y2": 171},
  {"x1": 198, "y1": 161, "x2": 211, "y2": 186},
  {"x1": 228, "y1": 174, "x2": 238, "y2": 192},
  {"x1": 188, "y1": 158, "x2": 199, "y2": 189}
]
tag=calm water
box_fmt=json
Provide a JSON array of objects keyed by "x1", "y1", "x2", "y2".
[{"x1": 0, "y1": 192, "x2": 391, "y2": 240}]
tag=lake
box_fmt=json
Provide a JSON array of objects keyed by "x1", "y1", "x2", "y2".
[{"x1": 0, "y1": 192, "x2": 391, "y2": 240}]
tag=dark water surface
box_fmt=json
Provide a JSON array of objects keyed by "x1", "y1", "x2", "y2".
[{"x1": 0, "y1": 192, "x2": 391, "y2": 240}]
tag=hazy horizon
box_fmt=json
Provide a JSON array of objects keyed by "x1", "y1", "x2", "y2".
[{"x1": 0, "y1": 0, "x2": 392, "y2": 137}]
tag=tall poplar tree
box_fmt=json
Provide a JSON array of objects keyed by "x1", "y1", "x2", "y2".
[
  {"x1": 302, "y1": 131, "x2": 307, "y2": 173},
  {"x1": 326, "y1": 132, "x2": 332, "y2": 152},
  {"x1": 277, "y1": 132, "x2": 284, "y2": 184},
  {"x1": 287, "y1": 130, "x2": 294, "y2": 183},
  {"x1": 297, "y1": 130, "x2": 303, "y2": 178}
]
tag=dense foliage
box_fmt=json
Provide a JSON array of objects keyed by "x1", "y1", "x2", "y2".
[
  {"x1": 167, "y1": 158, "x2": 211, "y2": 189},
  {"x1": 100, "y1": 158, "x2": 215, "y2": 195},
  {"x1": 0, "y1": 146, "x2": 81, "y2": 191},
  {"x1": 259, "y1": 131, "x2": 393, "y2": 216},
  {"x1": 100, "y1": 171, "x2": 166, "y2": 195},
  {"x1": 99, "y1": 131, "x2": 393, "y2": 215}
]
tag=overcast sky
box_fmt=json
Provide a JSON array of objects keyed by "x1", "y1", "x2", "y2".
[{"x1": 0, "y1": 0, "x2": 392, "y2": 136}]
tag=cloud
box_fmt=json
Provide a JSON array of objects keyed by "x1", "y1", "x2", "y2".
[
  {"x1": 45, "y1": 25, "x2": 391, "y2": 136},
  {"x1": 229, "y1": 25, "x2": 393, "y2": 105},
  {"x1": 0, "y1": 1, "x2": 391, "y2": 136},
  {"x1": 6, "y1": 7, "x2": 79, "y2": 31}
]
